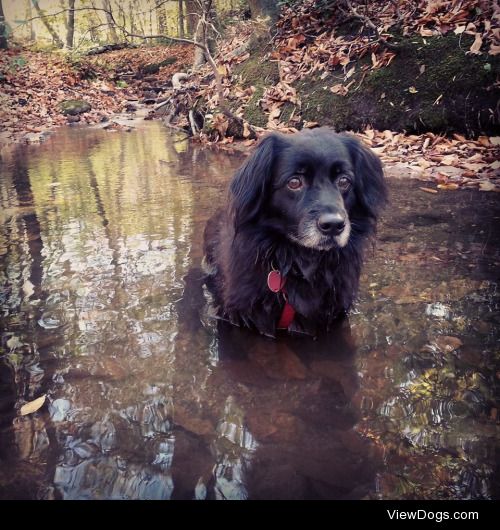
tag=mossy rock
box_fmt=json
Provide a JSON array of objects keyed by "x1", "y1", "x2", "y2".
[
  {"x1": 233, "y1": 32, "x2": 280, "y2": 128},
  {"x1": 297, "y1": 34, "x2": 499, "y2": 137},
  {"x1": 59, "y1": 99, "x2": 91, "y2": 116},
  {"x1": 141, "y1": 57, "x2": 178, "y2": 75}
]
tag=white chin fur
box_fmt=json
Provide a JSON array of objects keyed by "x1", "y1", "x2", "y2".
[
  {"x1": 290, "y1": 218, "x2": 351, "y2": 250},
  {"x1": 334, "y1": 218, "x2": 351, "y2": 248}
]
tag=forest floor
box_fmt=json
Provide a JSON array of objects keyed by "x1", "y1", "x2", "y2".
[
  {"x1": 0, "y1": 44, "x2": 193, "y2": 145},
  {"x1": 0, "y1": 1, "x2": 499, "y2": 192}
]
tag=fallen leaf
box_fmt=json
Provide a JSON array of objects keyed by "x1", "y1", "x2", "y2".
[
  {"x1": 330, "y1": 84, "x2": 348, "y2": 96},
  {"x1": 419, "y1": 187, "x2": 438, "y2": 194},
  {"x1": 345, "y1": 65, "x2": 356, "y2": 80},
  {"x1": 7, "y1": 335, "x2": 23, "y2": 350},
  {"x1": 20, "y1": 395, "x2": 46, "y2": 416},
  {"x1": 434, "y1": 336, "x2": 463, "y2": 353},
  {"x1": 469, "y1": 33, "x2": 483, "y2": 54},
  {"x1": 489, "y1": 44, "x2": 500, "y2": 55},
  {"x1": 479, "y1": 180, "x2": 496, "y2": 191}
]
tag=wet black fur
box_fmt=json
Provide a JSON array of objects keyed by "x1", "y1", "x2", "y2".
[{"x1": 203, "y1": 127, "x2": 387, "y2": 338}]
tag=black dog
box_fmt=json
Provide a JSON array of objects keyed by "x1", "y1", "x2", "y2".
[{"x1": 203, "y1": 127, "x2": 387, "y2": 338}]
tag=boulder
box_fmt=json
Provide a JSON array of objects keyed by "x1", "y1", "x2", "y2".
[{"x1": 59, "y1": 99, "x2": 91, "y2": 116}]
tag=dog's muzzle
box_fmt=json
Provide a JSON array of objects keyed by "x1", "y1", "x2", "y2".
[{"x1": 292, "y1": 214, "x2": 351, "y2": 250}]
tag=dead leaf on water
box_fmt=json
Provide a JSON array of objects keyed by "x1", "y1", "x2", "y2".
[
  {"x1": 434, "y1": 336, "x2": 463, "y2": 353},
  {"x1": 6, "y1": 335, "x2": 23, "y2": 350},
  {"x1": 20, "y1": 395, "x2": 46, "y2": 416}
]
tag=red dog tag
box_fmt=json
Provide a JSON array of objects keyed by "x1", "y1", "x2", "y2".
[{"x1": 267, "y1": 270, "x2": 285, "y2": 293}]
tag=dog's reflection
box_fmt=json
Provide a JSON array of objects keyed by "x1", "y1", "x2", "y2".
[{"x1": 173, "y1": 270, "x2": 382, "y2": 499}]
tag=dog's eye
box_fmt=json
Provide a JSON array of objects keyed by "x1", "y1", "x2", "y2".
[
  {"x1": 287, "y1": 177, "x2": 304, "y2": 190},
  {"x1": 337, "y1": 176, "x2": 352, "y2": 192}
]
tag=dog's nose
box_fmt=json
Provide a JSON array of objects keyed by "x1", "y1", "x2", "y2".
[{"x1": 317, "y1": 213, "x2": 345, "y2": 235}]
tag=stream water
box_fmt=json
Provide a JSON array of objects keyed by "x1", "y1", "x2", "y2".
[{"x1": 0, "y1": 121, "x2": 498, "y2": 499}]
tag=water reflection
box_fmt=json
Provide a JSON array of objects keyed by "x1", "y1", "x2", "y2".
[{"x1": 0, "y1": 122, "x2": 498, "y2": 499}]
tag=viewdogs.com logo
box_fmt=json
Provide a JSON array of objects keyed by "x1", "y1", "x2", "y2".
[{"x1": 387, "y1": 510, "x2": 479, "y2": 523}]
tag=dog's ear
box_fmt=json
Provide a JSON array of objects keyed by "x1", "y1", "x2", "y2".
[
  {"x1": 340, "y1": 135, "x2": 387, "y2": 219},
  {"x1": 230, "y1": 133, "x2": 279, "y2": 229}
]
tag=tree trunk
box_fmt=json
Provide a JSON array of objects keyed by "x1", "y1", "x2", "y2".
[
  {"x1": 129, "y1": 1, "x2": 135, "y2": 42},
  {"x1": 66, "y1": 0, "x2": 75, "y2": 49},
  {"x1": 156, "y1": 0, "x2": 166, "y2": 35},
  {"x1": 102, "y1": 0, "x2": 119, "y2": 43},
  {"x1": 178, "y1": 0, "x2": 184, "y2": 38},
  {"x1": 192, "y1": 20, "x2": 206, "y2": 69},
  {"x1": 31, "y1": 0, "x2": 64, "y2": 48},
  {"x1": 247, "y1": 0, "x2": 279, "y2": 21},
  {"x1": 26, "y1": 0, "x2": 35, "y2": 41},
  {"x1": 185, "y1": 0, "x2": 197, "y2": 37},
  {"x1": 59, "y1": 0, "x2": 68, "y2": 32},
  {"x1": 0, "y1": 0, "x2": 7, "y2": 49}
]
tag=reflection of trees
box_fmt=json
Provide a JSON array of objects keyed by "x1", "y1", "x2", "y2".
[
  {"x1": 1, "y1": 123, "x2": 383, "y2": 499},
  {"x1": 0, "y1": 144, "x2": 48, "y2": 498},
  {"x1": 350, "y1": 180, "x2": 500, "y2": 499},
  {"x1": 1, "y1": 124, "x2": 197, "y2": 498}
]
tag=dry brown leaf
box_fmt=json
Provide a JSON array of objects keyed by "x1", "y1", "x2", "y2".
[
  {"x1": 364, "y1": 127, "x2": 375, "y2": 140},
  {"x1": 330, "y1": 84, "x2": 348, "y2": 96},
  {"x1": 419, "y1": 187, "x2": 438, "y2": 194},
  {"x1": 489, "y1": 44, "x2": 500, "y2": 55},
  {"x1": 440, "y1": 154, "x2": 459, "y2": 165},
  {"x1": 20, "y1": 395, "x2": 46, "y2": 416},
  {"x1": 469, "y1": 33, "x2": 483, "y2": 54},
  {"x1": 303, "y1": 121, "x2": 319, "y2": 128},
  {"x1": 479, "y1": 180, "x2": 497, "y2": 191},
  {"x1": 345, "y1": 65, "x2": 356, "y2": 80},
  {"x1": 434, "y1": 336, "x2": 463, "y2": 353}
]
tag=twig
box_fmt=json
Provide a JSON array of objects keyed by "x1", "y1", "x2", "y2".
[{"x1": 343, "y1": 0, "x2": 399, "y2": 50}]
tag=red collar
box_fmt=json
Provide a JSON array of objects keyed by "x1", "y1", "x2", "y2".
[{"x1": 267, "y1": 270, "x2": 296, "y2": 330}]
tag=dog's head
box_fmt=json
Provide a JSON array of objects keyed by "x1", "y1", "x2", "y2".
[{"x1": 229, "y1": 127, "x2": 386, "y2": 250}]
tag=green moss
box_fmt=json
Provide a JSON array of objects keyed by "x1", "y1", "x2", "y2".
[
  {"x1": 241, "y1": 86, "x2": 267, "y2": 127},
  {"x1": 233, "y1": 35, "x2": 280, "y2": 128},
  {"x1": 296, "y1": 34, "x2": 499, "y2": 137},
  {"x1": 234, "y1": 49, "x2": 280, "y2": 88},
  {"x1": 59, "y1": 99, "x2": 91, "y2": 116}
]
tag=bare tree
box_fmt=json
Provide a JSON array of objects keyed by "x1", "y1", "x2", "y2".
[
  {"x1": 178, "y1": 0, "x2": 184, "y2": 38},
  {"x1": 0, "y1": 0, "x2": 7, "y2": 49},
  {"x1": 185, "y1": 0, "x2": 197, "y2": 37},
  {"x1": 25, "y1": 0, "x2": 36, "y2": 41},
  {"x1": 31, "y1": 0, "x2": 64, "y2": 48},
  {"x1": 66, "y1": 0, "x2": 75, "y2": 48},
  {"x1": 102, "y1": 0, "x2": 118, "y2": 43},
  {"x1": 156, "y1": 0, "x2": 166, "y2": 35}
]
